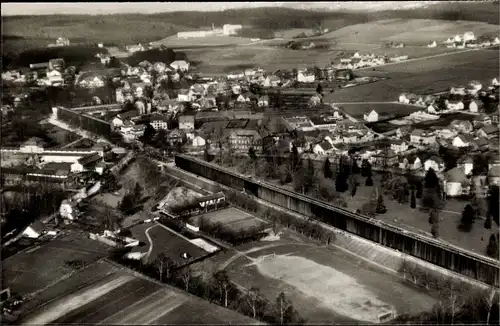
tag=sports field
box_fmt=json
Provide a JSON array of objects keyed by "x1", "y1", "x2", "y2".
[
  {"x1": 2, "y1": 233, "x2": 110, "y2": 296},
  {"x1": 190, "y1": 207, "x2": 269, "y2": 232},
  {"x1": 211, "y1": 234, "x2": 437, "y2": 324},
  {"x1": 129, "y1": 222, "x2": 212, "y2": 264},
  {"x1": 19, "y1": 260, "x2": 259, "y2": 325}
]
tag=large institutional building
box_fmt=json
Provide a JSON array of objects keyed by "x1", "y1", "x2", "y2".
[{"x1": 177, "y1": 24, "x2": 243, "y2": 39}]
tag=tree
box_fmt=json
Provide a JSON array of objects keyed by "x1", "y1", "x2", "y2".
[
  {"x1": 213, "y1": 270, "x2": 232, "y2": 307},
  {"x1": 424, "y1": 168, "x2": 440, "y2": 191},
  {"x1": 431, "y1": 222, "x2": 440, "y2": 238},
  {"x1": 316, "y1": 83, "x2": 323, "y2": 95},
  {"x1": 119, "y1": 193, "x2": 136, "y2": 214},
  {"x1": 275, "y1": 292, "x2": 293, "y2": 325},
  {"x1": 108, "y1": 56, "x2": 121, "y2": 68},
  {"x1": 179, "y1": 266, "x2": 192, "y2": 292},
  {"x1": 410, "y1": 189, "x2": 416, "y2": 209},
  {"x1": 486, "y1": 234, "x2": 498, "y2": 258},
  {"x1": 245, "y1": 287, "x2": 264, "y2": 319},
  {"x1": 365, "y1": 175, "x2": 373, "y2": 186},
  {"x1": 323, "y1": 158, "x2": 333, "y2": 179},
  {"x1": 143, "y1": 123, "x2": 156, "y2": 142},
  {"x1": 154, "y1": 252, "x2": 176, "y2": 282},
  {"x1": 290, "y1": 144, "x2": 301, "y2": 172},
  {"x1": 248, "y1": 147, "x2": 257, "y2": 161},
  {"x1": 305, "y1": 158, "x2": 316, "y2": 188},
  {"x1": 375, "y1": 193, "x2": 387, "y2": 214},
  {"x1": 459, "y1": 204, "x2": 475, "y2": 232},
  {"x1": 350, "y1": 181, "x2": 357, "y2": 198},
  {"x1": 133, "y1": 182, "x2": 143, "y2": 200},
  {"x1": 203, "y1": 147, "x2": 210, "y2": 162},
  {"x1": 279, "y1": 164, "x2": 292, "y2": 185}
]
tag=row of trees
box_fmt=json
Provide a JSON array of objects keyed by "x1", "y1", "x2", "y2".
[
  {"x1": 398, "y1": 258, "x2": 499, "y2": 324},
  {"x1": 112, "y1": 248, "x2": 304, "y2": 324}
]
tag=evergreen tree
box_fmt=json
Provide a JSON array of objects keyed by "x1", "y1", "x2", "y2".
[
  {"x1": 316, "y1": 83, "x2": 323, "y2": 95},
  {"x1": 424, "y1": 168, "x2": 439, "y2": 190},
  {"x1": 410, "y1": 190, "x2": 416, "y2": 209},
  {"x1": 486, "y1": 234, "x2": 499, "y2": 258},
  {"x1": 203, "y1": 147, "x2": 210, "y2": 162},
  {"x1": 248, "y1": 147, "x2": 257, "y2": 161},
  {"x1": 291, "y1": 144, "x2": 301, "y2": 172},
  {"x1": 375, "y1": 193, "x2": 387, "y2": 214},
  {"x1": 351, "y1": 159, "x2": 360, "y2": 174},
  {"x1": 351, "y1": 182, "x2": 357, "y2": 197},
  {"x1": 415, "y1": 181, "x2": 423, "y2": 198},
  {"x1": 431, "y1": 222, "x2": 440, "y2": 238},
  {"x1": 323, "y1": 158, "x2": 333, "y2": 179},
  {"x1": 459, "y1": 204, "x2": 475, "y2": 232},
  {"x1": 134, "y1": 182, "x2": 143, "y2": 200},
  {"x1": 365, "y1": 175, "x2": 373, "y2": 186},
  {"x1": 306, "y1": 158, "x2": 315, "y2": 185}
]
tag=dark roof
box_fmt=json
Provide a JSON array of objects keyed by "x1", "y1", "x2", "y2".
[
  {"x1": 318, "y1": 141, "x2": 333, "y2": 151},
  {"x1": 479, "y1": 125, "x2": 498, "y2": 135},
  {"x1": 226, "y1": 119, "x2": 249, "y2": 129},
  {"x1": 78, "y1": 152, "x2": 102, "y2": 165}
]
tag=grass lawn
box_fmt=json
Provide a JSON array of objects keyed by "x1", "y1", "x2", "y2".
[
  {"x1": 2, "y1": 233, "x2": 110, "y2": 296},
  {"x1": 341, "y1": 174, "x2": 499, "y2": 257},
  {"x1": 314, "y1": 19, "x2": 499, "y2": 45},
  {"x1": 324, "y1": 48, "x2": 499, "y2": 103},
  {"x1": 129, "y1": 223, "x2": 209, "y2": 265},
  {"x1": 190, "y1": 207, "x2": 268, "y2": 233}
]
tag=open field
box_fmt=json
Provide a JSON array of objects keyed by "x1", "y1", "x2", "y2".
[
  {"x1": 368, "y1": 112, "x2": 474, "y2": 133},
  {"x1": 338, "y1": 103, "x2": 422, "y2": 119},
  {"x1": 339, "y1": 174, "x2": 499, "y2": 257},
  {"x1": 190, "y1": 207, "x2": 269, "y2": 232},
  {"x1": 185, "y1": 45, "x2": 343, "y2": 73},
  {"x1": 129, "y1": 222, "x2": 209, "y2": 264},
  {"x1": 204, "y1": 231, "x2": 437, "y2": 323},
  {"x1": 153, "y1": 35, "x2": 254, "y2": 47},
  {"x1": 313, "y1": 19, "x2": 500, "y2": 45},
  {"x1": 2, "y1": 233, "x2": 110, "y2": 296},
  {"x1": 325, "y1": 48, "x2": 499, "y2": 103},
  {"x1": 19, "y1": 260, "x2": 259, "y2": 325}
]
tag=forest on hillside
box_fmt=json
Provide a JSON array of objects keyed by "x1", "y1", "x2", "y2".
[{"x1": 2, "y1": 2, "x2": 498, "y2": 55}]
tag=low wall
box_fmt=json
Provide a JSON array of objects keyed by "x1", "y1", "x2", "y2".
[{"x1": 169, "y1": 157, "x2": 499, "y2": 290}]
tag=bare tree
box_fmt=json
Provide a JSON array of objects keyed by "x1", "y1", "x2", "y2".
[
  {"x1": 180, "y1": 266, "x2": 192, "y2": 292},
  {"x1": 213, "y1": 270, "x2": 231, "y2": 307},
  {"x1": 275, "y1": 291, "x2": 292, "y2": 325},
  {"x1": 484, "y1": 289, "x2": 498, "y2": 325},
  {"x1": 246, "y1": 287, "x2": 261, "y2": 319},
  {"x1": 154, "y1": 253, "x2": 176, "y2": 282}
]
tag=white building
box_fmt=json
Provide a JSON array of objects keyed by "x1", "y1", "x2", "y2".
[
  {"x1": 192, "y1": 135, "x2": 206, "y2": 147},
  {"x1": 223, "y1": 24, "x2": 243, "y2": 36},
  {"x1": 445, "y1": 167, "x2": 469, "y2": 197},
  {"x1": 297, "y1": 70, "x2": 315, "y2": 83},
  {"x1": 427, "y1": 41, "x2": 437, "y2": 48},
  {"x1": 179, "y1": 115, "x2": 195, "y2": 131},
  {"x1": 363, "y1": 110, "x2": 378, "y2": 122},
  {"x1": 150, "y1": 114, "x2": 169, "y2": 130},
  {"x1": 170, "y1": 60, "x2": 190, "y2": 72}
]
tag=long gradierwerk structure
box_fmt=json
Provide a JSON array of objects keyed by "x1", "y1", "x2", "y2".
[{"x1": 174, "y1": 154, "x2": 500, "y2": 287}]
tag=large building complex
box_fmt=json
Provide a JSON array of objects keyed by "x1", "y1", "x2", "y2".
[{"x1": 176, "y1": 24, "x2": 242, "y2": 38}]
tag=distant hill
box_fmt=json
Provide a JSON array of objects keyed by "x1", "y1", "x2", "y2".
[{"x1": 2, "y1": 2, "x2": 498, "y2": 55}]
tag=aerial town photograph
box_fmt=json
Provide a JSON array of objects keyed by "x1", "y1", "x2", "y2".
[{"x1": 1, "y1": 1, "x2": 499, "y2": 324}]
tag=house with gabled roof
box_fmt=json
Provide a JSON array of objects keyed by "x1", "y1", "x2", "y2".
[
  {"x1": 22, "y1": 220, "x2": 45, "y2": 238},
  {"x1": 363, "y1": 109, "x2": 379, "y2": 122},
  {"x1": 410, "y1": 129, "x2": 436, "y2": 144},
  {"x1": 424, "y1": 156, "x2": 445, "y2": 172},
  {"x1": 476, "y1": 124, "x2": 498, "y2": 139},
  {"x1": 390, "y1": 139, "x2": 409, "y2": 153},
  {"x1": 451, "y1": 134, "x2": 474, "y2": 148},
  {"x1": 473, "y1": 113, "x2": 492, "y2": 127},
  {"x1": 313, "y1": 141, "x2": 334, "y2": 156},
  {"x1": 457, "y1": 155, "x2": 474, "y2": 175},
  {"x1": 444, "y1": 167, "x2": 470, "y2": 197}
]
